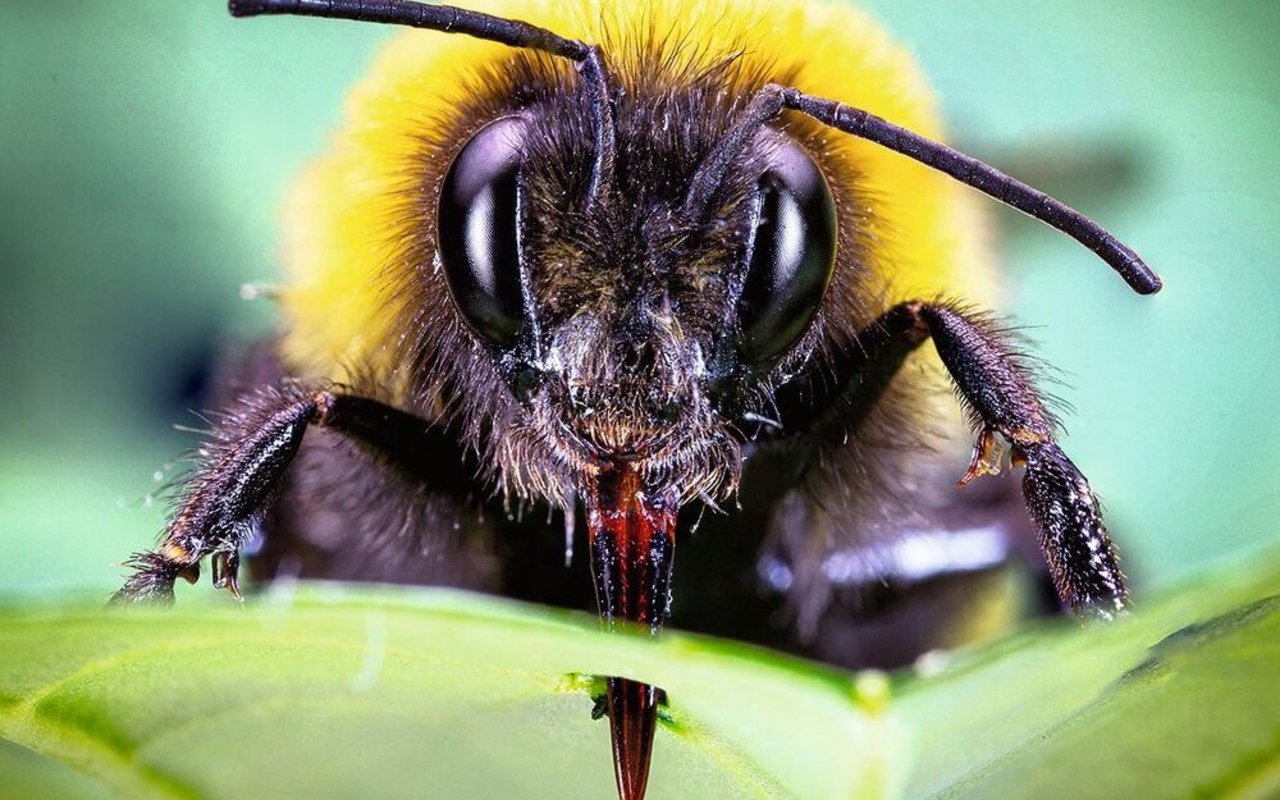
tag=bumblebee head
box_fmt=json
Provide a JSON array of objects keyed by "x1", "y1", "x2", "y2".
[
  {"x1": 435, "y1": 70, "x2": 843, "y2": 493},
  {"x1": 232, "y1": 0, "x2": 1158, "y2": 507}
]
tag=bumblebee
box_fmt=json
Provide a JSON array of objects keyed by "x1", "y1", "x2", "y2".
[{"x1": 114, "y1": 1, "x2": 1161, "y2": 797}]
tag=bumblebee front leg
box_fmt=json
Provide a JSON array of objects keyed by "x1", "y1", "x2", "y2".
[
  {"x1": 807, "y1": 301, "x2": 1128, "y2": 617},
  {"x1": 111, "y1": 386, "x2": 331, "y2": 604},
  {"x1": 112, "y1": 387, "x2": 434, "y2": 604}
]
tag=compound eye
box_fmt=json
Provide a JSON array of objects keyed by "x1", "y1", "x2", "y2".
[
  {"x1": 438, "y1": 116, "x2": 526, "y2": 347},
  {"x1": 737, "y1": 140, "x2": 837, "y2": 364}
]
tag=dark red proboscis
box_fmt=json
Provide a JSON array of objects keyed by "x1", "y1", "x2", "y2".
[{"x1": 584, "y1": 465, "x2": 678, "y2": 800}]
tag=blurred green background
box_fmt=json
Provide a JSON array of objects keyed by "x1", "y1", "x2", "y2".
[{"x1": 1, "y1": 1, "x2": 1277, "y2": 601}]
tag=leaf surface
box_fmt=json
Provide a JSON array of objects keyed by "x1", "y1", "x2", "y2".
[{"x1": 1, "y1": 554, "x2": 1277, "y2": 800}]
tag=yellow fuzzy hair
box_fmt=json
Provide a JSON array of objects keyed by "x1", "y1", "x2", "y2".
[{"x1": 278, "y1": 0, "x2": 995, "y2": 389}]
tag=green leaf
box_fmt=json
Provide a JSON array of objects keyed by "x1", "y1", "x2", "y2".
[
  {"x1": 895, "y1": 563, "x2": 1280, "y2": 799},
  {"x1": 2, "y1": 554, "x2": 1278, "y2": 800},
  {"x1": 0, "y1": 590, "x2": 893, "y2": 800}
]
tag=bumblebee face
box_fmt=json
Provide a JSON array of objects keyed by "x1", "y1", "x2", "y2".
[{"x1": 436, "y1": 77, "x2": 839, "y2": 498}]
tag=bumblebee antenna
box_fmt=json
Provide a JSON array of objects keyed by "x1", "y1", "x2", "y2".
[
  {"x1": 687, "y1": 84, "x2": 1162, "y2": 295},
  {"x1": 228, "y1": 0, "x2": 617, "y2": 203},
  {"x1": 231, "y1": 3, "x2": 1158, "y2": 295}
]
